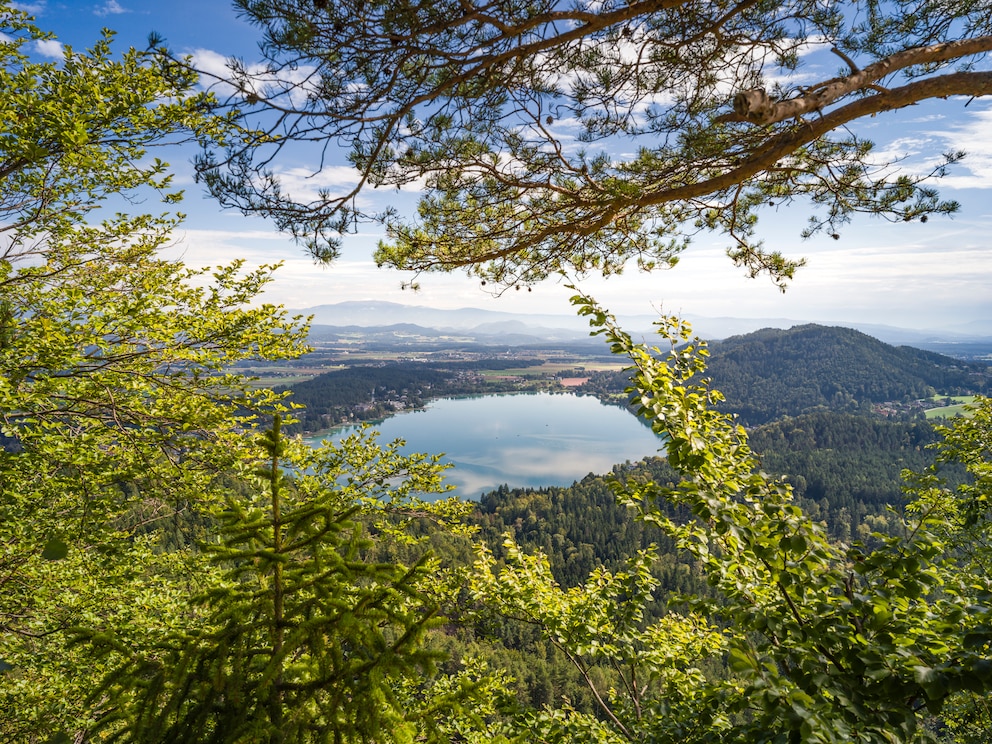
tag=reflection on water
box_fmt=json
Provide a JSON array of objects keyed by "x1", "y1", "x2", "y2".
[{"x1": 305, "y1": 392, "x2": 663, "y2": 499}]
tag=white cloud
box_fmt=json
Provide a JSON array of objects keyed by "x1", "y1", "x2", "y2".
[
  {"x1": 190, "y1": 48, "x2": 265, "y2": 100},
  {"x1": 10, "y1": 2, "x2": 46, "y2": 15},
  {"x1": 843, "y1": 103, "x2": 992, "y2": 191},
  {"x1": 94, "y1": 0, "x2": 129, "y2": 17},
  {"x1": 164, "y1": 219, "x2": 546, "y2": 314},
  {"x1": 160, "y1": 226, "x2": 289, "y2": 268},
  {"x1": 33, "y1": 38, "x2": 62, "y2": 58},
  {"x1": 275, "y1": 166, "x2": 362, "y2": 201},
  {"x1": 865, "y1": 134, "x2": 945, "y2": 180},
  {"x1": 795, "y1": 35, "x2": 833, "y2": 59},
  {"x1": 928, "y1": 105, "x2": 992, "y2": 189},
  {"x1": 190, "y1": 48, "x2": 233, "y2": 80},
  {"x1": 903, "y1": 113, "x2": 946, "y2": 125},
  {"x1": 191, "y1": 48, "x2": 318, "y2": 108}
]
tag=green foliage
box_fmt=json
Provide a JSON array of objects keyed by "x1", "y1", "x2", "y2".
[
  {"x1": 599, "y1": 296, "x2": 992, "y2": 742},
  {"x1": 474, "y1": 474, "x2": 679, "y2": 590},
  {"x1": 464, "y1": 294, "x2": 992, "y2": 743},
  {"x1": 919, "y1": 396, "x2": 992, "y2": 530},
  {"x1": 900, "y1": 396, "x2": 992, "y2": 743},
  {"x1": 88, "y1": 418, "x2": 504, "y2": 743},
  {"x1": 457, "y1": 410, "x2": 958, "y2": 717},
  {"x1": 470, "y1": 539, "x2": 728, "y2": 743},
  {"x1": 0, "y1": 4, "x2": 308, "y2": 736},
  {"x1": 0, "y1": 5, "x2": 227, "y2": 240},
  {"x1": 186, "y1": 0, "x2": 987, "y2": 287},
  {"x1": 1, "y1": 542, "x2": 210, "y2": 743}
]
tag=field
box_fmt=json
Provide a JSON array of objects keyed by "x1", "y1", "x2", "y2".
[
  {"x1": 924, "y1": 395, "x2": 978, "y2": 419},
  {"x1": 232, "y1": 342, "x2": 631, "y2": 405},
  {"x1": 479, "y1": 361, "x2": 625, "y2": 378}
]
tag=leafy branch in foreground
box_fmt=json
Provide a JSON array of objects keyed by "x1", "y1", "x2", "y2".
[
  {"x1": 0, "y1": 4, "x2": 307, "y2": 737},
  {"x1": 468, "y1": 294, "x2": 992, "y2": 743}
]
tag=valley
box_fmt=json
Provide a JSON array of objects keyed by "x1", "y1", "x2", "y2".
[{"x1": 241, "y1": 319, "x2": 991, "y2": 436}]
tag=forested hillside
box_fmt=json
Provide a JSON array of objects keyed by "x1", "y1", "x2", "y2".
[
  {"x1": 447, "y1": 411, "x2": 949, "y2": 712},
  {"x1": 582, "y1": 324, "x2": 990, "y2": 425},
  {"x1": 471, "y1": 412, "x2": 944, "y2": 590},
  {"x1": 748, "y1": 412, "x2": 943, "y2": 524},
  {"x1": 706, "y1": 325, "x2": 989, "y2": 424}
]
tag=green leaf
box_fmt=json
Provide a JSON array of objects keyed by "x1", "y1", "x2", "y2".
[
  {"x1": 41, "y1": 537, "x2": 69, "y2": 561},
  {"x1": 728, "y1": 646, "x2": 755, "y2": 673}
]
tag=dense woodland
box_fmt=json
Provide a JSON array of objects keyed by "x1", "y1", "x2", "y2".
[
  {"x1": 472, "y1": 411, "x2": 947, "y2": 590},
  {"x1": 583, "y1": 324, "x2": 991, "y2": 425},
  {"x1": 439, "y1": 412, "x2": 947, "y2": 712},
  {"x1": 4, "y1": 1, "x2": 992, "y2": 742}
]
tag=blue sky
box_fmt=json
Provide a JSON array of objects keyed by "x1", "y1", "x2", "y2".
[{"x1": 19, "y1": 0, "x2": 992, "y2": 334}]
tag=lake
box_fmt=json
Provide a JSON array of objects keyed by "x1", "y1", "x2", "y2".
[{"x1": 305, "y1": 392, "x2": 664, "y2": 499}]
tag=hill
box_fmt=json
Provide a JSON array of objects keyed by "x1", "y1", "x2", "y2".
[{"x1": 702, "y1": 325, "x2": 990, "y2": 425}]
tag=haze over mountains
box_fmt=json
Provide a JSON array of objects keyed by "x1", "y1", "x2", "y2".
[{"x1": 301, "y1": 301, "x2": 992, "y2": 358}]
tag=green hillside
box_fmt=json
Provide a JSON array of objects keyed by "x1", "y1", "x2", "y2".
[{"x1": 701, "y1": 325, "x2": 988, "y2": 424}]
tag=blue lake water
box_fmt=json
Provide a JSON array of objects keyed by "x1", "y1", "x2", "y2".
[{"x1": 305, "y1": 392, "x2": 664, "y2": 499}]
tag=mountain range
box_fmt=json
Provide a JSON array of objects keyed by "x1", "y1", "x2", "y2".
[{"x1": 300, "y1": 301, "x2": 992, "y2": 359}]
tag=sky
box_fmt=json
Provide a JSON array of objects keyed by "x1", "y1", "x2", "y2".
[{"x1": 17, "y1": 0, "x2": 992, "y2": 334}]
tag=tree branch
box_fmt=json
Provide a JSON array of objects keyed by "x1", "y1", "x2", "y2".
[{"x1": 723, "y1": 36, "x2": 992, "y2": 125}]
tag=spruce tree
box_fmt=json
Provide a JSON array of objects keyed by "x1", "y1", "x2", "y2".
[{"x1": 90, "y1": 418, "x2": 483, "y2": 743}]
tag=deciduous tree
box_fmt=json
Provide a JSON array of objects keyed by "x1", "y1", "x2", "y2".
[
  {"x1": 0, "y1": 4, "x2": 307, "y2": 736},
  {"x1": 466, "y1": 295, "x2": 992, "y2": 742}
]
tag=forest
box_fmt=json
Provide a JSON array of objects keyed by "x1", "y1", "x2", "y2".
[
  {"x1": 582, "y1": 325, "x2": 991, "y2": 425},
  {"x1": 2, "y1": 1, "x2": 992, "y2": 743},
  {"x1": 439, "y1": 409, "x2": 955, "y2": 711}
]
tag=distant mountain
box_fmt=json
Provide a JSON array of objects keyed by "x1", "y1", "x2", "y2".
[
  {"x1": 306, "y1": 323, "x2": 449, "y2": 341},
  {"x1": 305, "y1": 322, "x2": 601, "y2": 348},
  {"x1": 298, "y1": 302, "x2": 992, "y2": 357},
  {"x1": 301, "y1": 301, "x2": 589, "y2": 335},
  {"x1": 703, "y1": 325, "x2": 991, "y2": 425}
]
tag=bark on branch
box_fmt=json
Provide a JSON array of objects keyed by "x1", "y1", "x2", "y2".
[
  {"x1": 722, "y1": 35, "x2": 992, "y2": 125},
  {"x1": 665, "y1": 69, "x2": 992, "y2": 206}
]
